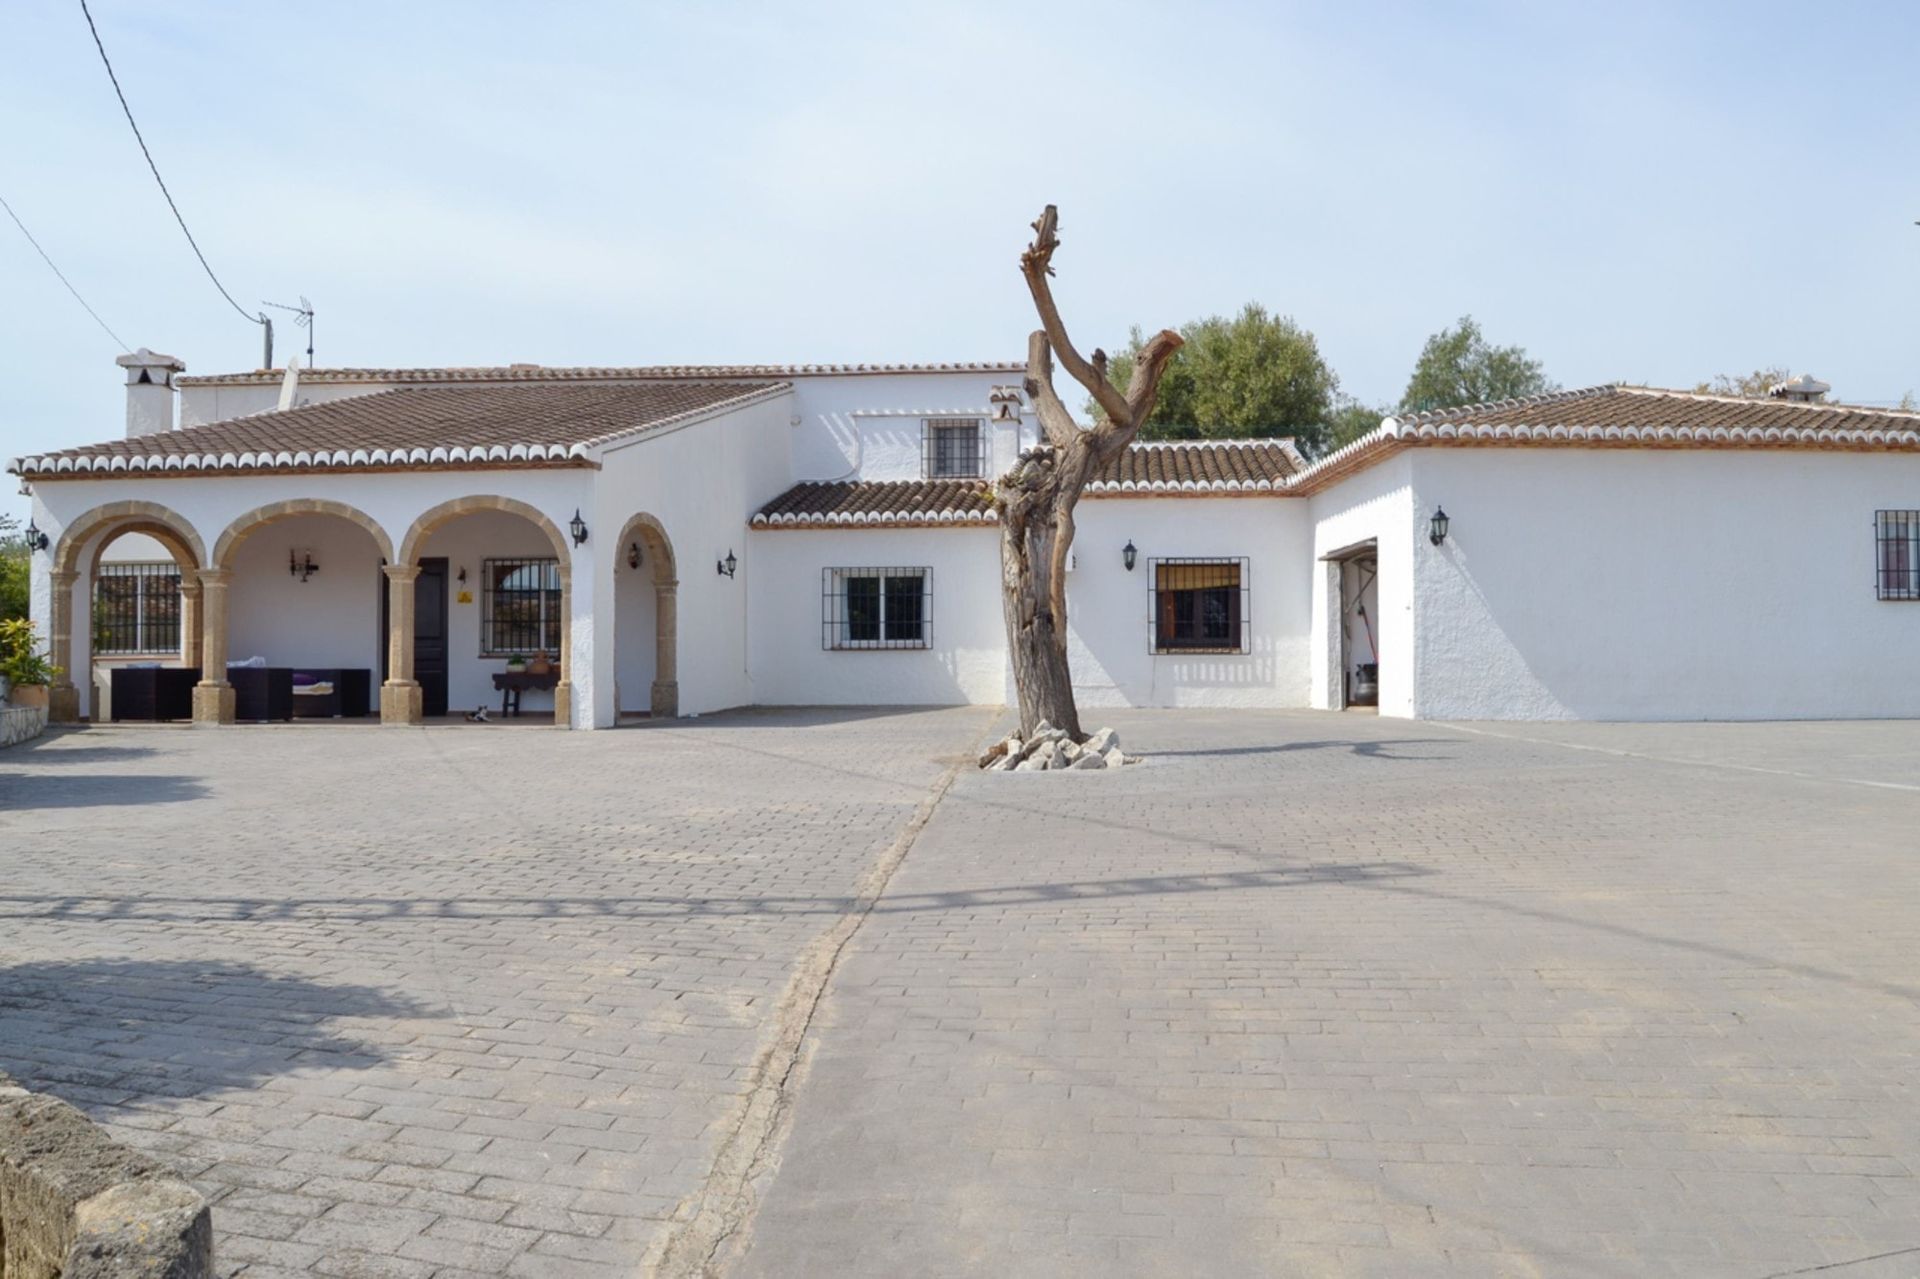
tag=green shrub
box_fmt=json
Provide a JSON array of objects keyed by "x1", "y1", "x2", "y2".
[{"x1": 0, "y1": 617, "x2": 60, "y2": 686}]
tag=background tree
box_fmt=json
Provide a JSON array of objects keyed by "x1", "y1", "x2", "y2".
[
  {"x1": 0, "y1": 515, "x2": 30, "y2": 624},
  {"x1": 999, "y1": 206, "x2": 1182, "y2": 741},
  {"x1": 1105, "y1": 304, "x2": 1339, "y2": 455},
  {"x1": 1325, "y1": 395, "x2": 1387, "y2": 452},
  {"x1": 1693, "y1": 367, "x2": 1791, "y2": 398},
  {"x1": 1400, "y1": 315, "x2": 1555, "y2": 413}
]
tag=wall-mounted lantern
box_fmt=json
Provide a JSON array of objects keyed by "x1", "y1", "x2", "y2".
[
  {"x1": 288, "y1": 549, "x2": 320, "y2": 582},
  {"x1": 456, "y1": 566, "x2": 468, "y2": 585},
  {"x1": 1123, "y1": 539, "x2": 1138, "y2": 572},
  {"x1": 627, "y1": 542, "x2": 643, "y2": 570},
  {"x1": 717, "y1": 549, "x2": 738, "y2": 579},
  {"x1": 1429, "y1": 506, "x2": 1450, "y2": 546},
  {"x1": 569, "y1": 509, "x2": 589, "y2": 546},
  {"x1": 23, "y1": 519, "x2": 48, "y2": 552}
]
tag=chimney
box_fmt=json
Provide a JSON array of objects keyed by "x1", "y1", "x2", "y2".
[
  {"x1": 116, "y1": 347, "x2": 187, "y2": 437},
  {"x1": 1767, "y1": 373, "x2": 1830, "y2": 404}
]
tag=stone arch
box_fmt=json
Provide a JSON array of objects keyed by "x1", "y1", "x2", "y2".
[
  {"x1": 45, "y1": 501, "x2": 207, "y2": 722},
  {"x1": 213, "y1": 498, "x2": 395, "y2": 569},
  {"x1": 389, "y1": 496, "x2": 575, "y2": 728},
  {"x1": 398, "y1": 496, "x2": 570, "y2": 568},
  {"x1": 85, "y1": 520, "x2": 208, "y2": 670},
  {"x1": 613, "y1": 512, "x2": 678, "y2": 718},
  {"x1": 53, "y1": 499, "x2": 206, "y2": 574}
]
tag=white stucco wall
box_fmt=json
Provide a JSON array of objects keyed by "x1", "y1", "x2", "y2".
[
  {"x1": 415, "y1": 510, "x2": 566, "y2": 715},
  {"x1": 1405, "y1": 448, "x2": 1920, "y2": 721},
  {"x1": 748, "y1": 526, "x2": 1004, "y2": 705},
  {"x1": 1065, "y1": 497, "x2": 1314, "y2": 708},
  {"x1": 783, "y1": 372, "x2": 1030, "y2": 482},
  {"x1": 1308, "y1": 456, "x2": 1416, "y2": 717}
]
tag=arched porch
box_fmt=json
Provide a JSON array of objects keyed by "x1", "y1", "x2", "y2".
[
  {"x1": 389, "y1": 496, "x2": 575, "y2": 727},
  {"x1": 613, "y1": 512, "x2": 679, "y2": 719},
  {"x1": 47, "y1": 500, "x2": 208, "y2": 723}
]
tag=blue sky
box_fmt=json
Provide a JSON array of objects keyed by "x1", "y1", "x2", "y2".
[{"x1": 5, "y1": 1, "x2": 1918, "y2": 522}]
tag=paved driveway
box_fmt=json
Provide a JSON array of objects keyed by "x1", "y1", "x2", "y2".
[
  {"x1": 0, "y1": 708, "x2": 994, "y2": 1277},
  {"x1": 4, "y1": 709, "x2": 1918, "y2": 1278},
  {"x1": 734, "y1": 712, "x2": 1920, "y2": 1279}
]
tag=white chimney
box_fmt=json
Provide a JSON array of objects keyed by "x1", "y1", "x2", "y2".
[
  {"x1": 116, "y1": 347, "x2": 187, "y2": 437},
  {"x1": 1767, "y1": 373, "x2": 1830, "y2": 404}
]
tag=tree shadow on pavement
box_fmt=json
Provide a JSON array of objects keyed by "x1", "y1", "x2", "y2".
[
  {"x1": 0, "y1": 958, "x2": 437, "y2": 1104},
  {"x1": 0, "y1": 773, "x2": 208, "y2": 809},
  {"x1": 1152, "y1": 738, "x2": 1457, "y2": 761}
]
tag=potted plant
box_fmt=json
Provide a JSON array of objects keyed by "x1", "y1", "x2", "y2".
[{"x1": 0, "y1": 618, "x2": 61, "y2": 709}]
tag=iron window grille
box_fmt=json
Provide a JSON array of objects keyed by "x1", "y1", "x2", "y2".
[
  {"x1": 922, "y1": 418, "x2": 985, "y2": 479},
  {"x1": 93, "y1": 563, "x2": 182, "y2": 655},
  {"x1": 1877, "y1": 510, "x2": 1920, "y2": 600},
  {"x1": 823, "y1": 567, "x2": 932, "y2": 650},
  {"x1": 482, "y1": 557, "x2": 562, "y2": 655},
  {"x1": 1148, "y1": 558, "x2": 1250, "y2": 654}
]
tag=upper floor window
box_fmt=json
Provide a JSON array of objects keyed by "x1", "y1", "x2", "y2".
[
  {"x1": 1877, "y1": 510, "x2": 1920, "y2": 601},
  {"x1": 823, "y1": 567, "x2": 931, "y2": 650},
  {"x1": 1150, "y1": 558, "x2": 1250, "y2": 653},
  {"x1": 93, "y1": 563, "x2": 181, "y2": 655},
  {"x1": 922, "y1": 418, "x2": 984, "y2": 479},
  {"x1": 483, "y1": 557, "x2": 562, "y2": 655}
]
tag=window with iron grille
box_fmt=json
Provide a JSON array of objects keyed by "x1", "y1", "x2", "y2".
[
  {"x1": 922, "y1": 418, "x2": 985, "y2": 478},
  {"x1": 823, "y1": 567, "x2": 932, "y2": 649},
  {"x1": 482, "y1": 558, "x2": 562, "y2": 655},
  {"x1": 1149, "y1": 558, "x2": 1250, "y2": 653},
  {"x1": 1877, "y1": 510, "x2": 1920, "y2": 601},
  {"x1": 93, "y1": 563, "x2": 182, "y2": 655}
]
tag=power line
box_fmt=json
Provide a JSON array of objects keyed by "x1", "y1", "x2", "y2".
[
  {"x1": 0, "y1": 189, "x2": 130, "y2": 351},
  {"x1": 79, "y1": 0, "x2": 263, "y2": 331}
]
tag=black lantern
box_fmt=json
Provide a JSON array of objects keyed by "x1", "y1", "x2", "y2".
[
  {"x1": 23, "y1": 519, "x2": 48, "y2": 552},
  {"x1": 288, "y1": 549, "x2": 319, "y2": 582},
  {"x1": 1123, "y1": 539, "x2": 1137, "y2": 572},
  {"x1": 1429, "y1": 506, "x2": 1450, "y2": 546},
  {"x1": 569, "y1": 509, "x2": 589, "y2": 546},
  {"x1": 627, "y1": 542, "x2": 642, "y2": 570},
  {"x1": 717, "y1": 549, "x2": 738, "y2": 578}
]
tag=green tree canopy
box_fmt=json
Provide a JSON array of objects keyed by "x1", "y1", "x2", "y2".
[
  {"x1": 1105, "y1": 303, "x2": 1340, "y2": 455},
  {"x1": 0, "y1": 516, "x2": 30, "y2": 624},
  {"x1": 1400, "y1": 315, "x2": 1555, "y2": 414},
  {"x1": 1693, "y1": 367, "x2": 1791, "y2": 398}
]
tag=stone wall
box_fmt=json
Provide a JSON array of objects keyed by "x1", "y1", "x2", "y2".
[
  {"x1": 0, "y1": 706, "x2": 47, "y2": 750},
  {"x1": 0, "y1": 1078, "x2": 211, "y2": 1278}
]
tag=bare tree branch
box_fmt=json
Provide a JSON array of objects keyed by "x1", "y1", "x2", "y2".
[
  {"x1": 1024, "y1": 331, "x2": 1081, "y2": 449},
  {"x1": 1020, "y1": 205, "x2": 1132, "y2": 428}
]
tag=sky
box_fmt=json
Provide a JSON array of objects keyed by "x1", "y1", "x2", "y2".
[{"x1": 5, "y1": 0, "x2": 1919, "y2": 524}]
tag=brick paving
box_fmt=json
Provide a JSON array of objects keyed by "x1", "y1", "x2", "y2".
[
  {"x1": 735, "y1": 711, "x2": 1920, "y2": 1278},
  {"x1": 0, "y1": 707, "x2": 993, "y2": 1278}
]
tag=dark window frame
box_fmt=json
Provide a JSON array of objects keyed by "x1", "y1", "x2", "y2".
[
  {"x1": 481, "y1": 557, "x2": 563, "y2": 656},
  {"x1": 93, "y1": 563, "x2": 182, "y2": 656},
  {"x1": 822, "y1": 567, "x2": 933, "y2": 650},
  {"x1": 922, "y1": 417, "x2": 985, "y2": 479},
  {"x1": 1148, "y1": 558, "x2": 1251, "y2": 654},
  {"x1": 1876, "y1": 510, "x2": 1920, "y2": 601}
]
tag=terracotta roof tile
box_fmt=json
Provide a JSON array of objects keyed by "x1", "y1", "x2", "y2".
[
  {"x1": 1403, "y1": 384, "x2": 1920, "y2": 434},
  {"x1": 1088, "y1": 439, "x2": 1303, "y2": 492},
  {"x1": 12, "y1": 382, "x2": 785, "y2": 478},
  {"x1": 176, "y1": 361, "x2": 1025, "y2": 388},
  {"x1": 752, "y1": 480, "x2": 996, "y2": 528}
]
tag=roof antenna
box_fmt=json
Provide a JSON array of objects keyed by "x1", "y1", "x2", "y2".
[{"x1": 263, "y1": 296, "x2": 314, "y2": 365}]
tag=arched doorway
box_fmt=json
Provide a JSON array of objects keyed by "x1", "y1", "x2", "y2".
[
  {"x1": 613, "y1": 512, "x2": 678, "y2": 719},
  {"x1": 393, "y1": 497, "x2": 574, "y2": 727},
  {"x1": 198, "y1": 500, "x2": 395, "y2": 724},
  {"x1": 48, "y1": 500, "x2": 207, "y2": 723}
]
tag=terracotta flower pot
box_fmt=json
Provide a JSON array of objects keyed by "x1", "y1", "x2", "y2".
[{"x1": 10, "y1": 684, "x2": 49, "y2": 709}]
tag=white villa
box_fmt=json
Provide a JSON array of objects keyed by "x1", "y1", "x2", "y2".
[{"x1": 12, "y1": 352, "x2": 1920, "y2": 728}]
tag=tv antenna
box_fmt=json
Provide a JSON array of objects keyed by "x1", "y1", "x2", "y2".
[{"x1": 262, "y1": 296, "x2": 315, "y2": 365}]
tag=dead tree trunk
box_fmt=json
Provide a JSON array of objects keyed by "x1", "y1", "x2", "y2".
[{"x1": 997, "y1": 206, "x2": 1183, "y2": 741}]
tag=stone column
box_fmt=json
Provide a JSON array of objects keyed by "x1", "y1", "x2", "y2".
[
  {"x1": 553, "y1": 565, "x2": 573, "y2": 728},
  {"x1": 651, "y1": 578, "x2": 679, "y2": 718},
  {"x1": 190, "y1": 570, "x2": 235, "y2": 725},
  {"x1": 179, "y1": 579, "x2": 203, "y2": 669},
  {"x1": 379, "y1": 565, "x2": 423, "y2": 725},
  {"x1": 46, "y1": 570, "x2": 80, "y2": 723}
]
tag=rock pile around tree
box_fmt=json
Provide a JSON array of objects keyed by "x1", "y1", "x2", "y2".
[{"x1": 978, "y1": 723, "x2": 1137, "y2": 772}]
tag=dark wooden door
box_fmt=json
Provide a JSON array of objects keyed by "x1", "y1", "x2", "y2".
[
  {"x1": 414, "y1": 559, "x2": 449, "y2": 717},
  {"x1": 381, "y1": 559, "x2": 450, "y2": 717}
]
